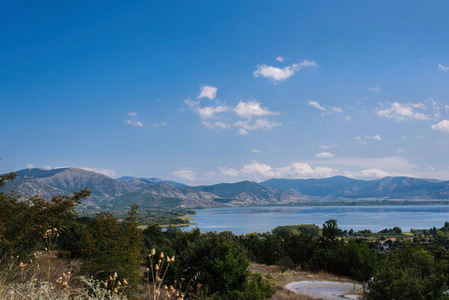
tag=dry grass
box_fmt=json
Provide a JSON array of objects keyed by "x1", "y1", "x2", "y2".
[{"x1": 271, "y1": 289, "x2": 314, "y2": 300}]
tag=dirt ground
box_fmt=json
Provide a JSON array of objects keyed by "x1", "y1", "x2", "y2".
[{"x1": 248, "y1": 263, "x2": 362, "y2": 300}]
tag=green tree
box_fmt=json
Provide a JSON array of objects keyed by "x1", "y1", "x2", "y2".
[
  {"x1": 176, "y1": 233, "x2": 251, "y2": 299},
  {"x1": 82, "y1": 204, "x2": 143, "y2": 292},
  {"x1": 367, "y1": 247, "x2": 448, "y2": 300},
  {"x1": 0, "y1": 172, "x2": 90, "y2": 258}
]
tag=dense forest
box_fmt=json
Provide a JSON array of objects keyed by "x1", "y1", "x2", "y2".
[{"x1": 2, "y1": 172, "x2": 449, "y2": 299}]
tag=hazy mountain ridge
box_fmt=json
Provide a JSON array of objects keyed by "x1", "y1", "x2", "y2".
[
  {"x1": 1, "y1": 168, "x2": 306, "y2": 208},
  {"x1": 4, "y1": 168, "x2": 449, "y2": 209},
  {"x1": 260, "y1": 176, "x2": 449, "y2": 199}
]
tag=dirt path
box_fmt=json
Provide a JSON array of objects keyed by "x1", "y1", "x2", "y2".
[{"x1": 285, "y1": 280, "x2": 362, "y2": 300}]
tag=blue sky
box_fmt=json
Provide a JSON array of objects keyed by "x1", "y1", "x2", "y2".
[{"x1": 2, "y1": 1, "x2": 449, "y2": 185}]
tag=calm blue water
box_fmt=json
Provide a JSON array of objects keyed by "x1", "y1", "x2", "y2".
[{"x1": 186, "y1": 206, "x2": 449, "y2": 235}]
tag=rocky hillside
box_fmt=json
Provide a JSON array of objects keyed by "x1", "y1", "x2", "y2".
[{"x1": 1, "y1": 168, "x2": 306, "y2": 208}]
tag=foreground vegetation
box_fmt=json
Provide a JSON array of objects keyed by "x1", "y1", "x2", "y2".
[{"x1": 2, "y1": 171, "x2": 449, "y2": 299}]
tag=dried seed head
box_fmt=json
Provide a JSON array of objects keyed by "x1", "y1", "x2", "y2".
[
  {"x1": 113, "y1": 272, "x2": 118, "y2": 280},
  {"x1": 113, "y1": 288, "x2": 118, "y2": 294},
  {"x1": 19, "y1": 262, "x2": 27, "y2": 268},
  {"x1": 171, "y1": 256, "x2": 175, "y2": 262},
  {"x1": 104, "y1": 282, "x2": 108, "y2": 288},
  {"x1": 117, "y1": 280, "x2": 121, "y2": 286},
  {"x1": 123, "y1": 279, "x2": 128, "y2": 285},
  {"x1": 151, "y1": 248, "x2": 156, "y2": 256},
  {"x1": 163, "y1": 285, "x2": 168, "y2": 290},
  {"x1": 155, "y1": 264, "x2": 160, "y2": 271},
  {"x1": 156, "y1": 276, "x2": 162, "y2": 282},
  {"x1": 160, "y1": 252, "x2": 164, "y2": 259}
]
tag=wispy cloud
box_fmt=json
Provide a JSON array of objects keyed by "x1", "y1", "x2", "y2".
[
  {"x1": 308, "y1": 100, "x2": 325, "y2": 111},
  {"x1": 376, "y1": 102, "x2": 428, "y2": 122},
  {"x1": 315, "y1": 152, "x2": 335, "y2": 158},
  {"x1": 80, "y1": 167, "x2": 117, "y2": 177},
  {"x1": 197, "y1": 105, "x2": 231, "y2": 119},
  {"x1": 125, "y1": 119, "x2": 143, "y2": 127},
  {"x1": 438, "y1": 64, "x2": 449, "y2": 72},
  {"x1": 201, "y1": 121, "x2": 230, "y2": 129},
  {"x1": 153, "y1": 121, "x2": 167, "y2": 127},
  {"x1": 125, "y1": 112, "x2": 144, "y2": 127},
  {"x1": 320, "y1": 144, "x2": 337, "y2": 149},
  {"x1": 276, "y1": 56, "x2": 284, "y2": 62},
  {"x1": 234, "y1": 119, "x2": 281, "y2": 135},
  {"x1": 354, "y1": 135, "x2": 382, "y2": 145},
  {"x1": 369, "y1": 85, "x2": 381, "y2": 92},
  {"x1": 307, "y1": 100, "x2": 343, "y2": 115},
  {"x1": 197, "y1": 85, "x2": 218, "y2": 100},
  {"x1": 173, "y1": 169, "x2": 197, "y2": 181},
  {"x1": 251, "y1": 148, "x2": 261, "y2": 153},
  {"x1": 253, "y1": 60, "x2": 317, "y2": 82}
]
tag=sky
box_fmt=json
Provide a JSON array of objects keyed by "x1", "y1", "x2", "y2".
[{"x1": 1, "y1": 1, "x2": 449, "y2": 185}]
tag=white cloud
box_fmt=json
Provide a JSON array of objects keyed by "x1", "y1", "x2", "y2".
[
  {"x1": 369, "y1": 85, "x2": 381, "y2": 92},
  {"x1": 125, "y1": 112, "x2": 143, "y2": 127},
  {"x1": 185, "y1": 97, "x2": 280, "y2": 134},
  {"x1": 251, "y1": 149, "x2": 261, "y2": 153},
  {"x1": 360, "y1": 168, "x2": 390, "y2": 178},
  {"x1": 173, "y1": 169, "x2": 197, "y2": 181},
  {"x1": 308, "y1": 100, "x2": 325, "y2": 111},
  {"x1": 234, "y1": 119, "x2": 282, "y2": 135},
  {"x1": 201, "y1": 121, "x2": 230, "y2": 129},
  {"x1": 276, "y1": 56, "x2": 284, "y2": 62},
  {"x1": 431, "y1": 119, "x2": 449, "y2": 133},
  {"x1": 220, "y1": 161, "x2": 337, "y2": 179},
  {"x1": 332, "y1": 107, "x2": 343, "y2": 113},
  {"x1": 125, "y1": 119, "x2": 143, "y2": 127},
  {"x1": 315, "y1": 152, "x2": 335, "y2": 158},
  {"x1": 197, "y1": 105, "x2": 230, "y2": 119},
  {"x1": 308, "y1": 100, "x2": 343, "y2": 115},
  {"x1": 184, "y1": 98, "x2": 200, "y2": 107},
  {"x1": 219, "y1": 167, "x2": 240, "y2": 177},
  {"x1": 396, "y1": 148, "x2": 405, "y2": 153},
  {"x1": 376, "y1": 102, "x2": 429, "y2": 122},
  {"x1": 354, "y1": 135, "x2": 382, "y2": 144},
  {"x1": 27, "y1": 163, "x2": 34, "y2": 169},
  {"x1": 43, "y1": 165, "x2": 52, "y2": 170},
  {"x1": 344, "y1": 116, "x2": 352, "y2": 121},
  {"x1": 253, "y1": 60, "x2": 316, "y2": 82},
  {"x1": 197, "y1": 85, "x2": 218, "y2": 100},
  {"x1": 80, "y1": 167, "x2": 117, "y2": 177},
  {"x1": 234, "y1": 101, "x2": 276, "y2": 119},
  {"x1": 438, "y1": 64, "x2": 449, "y2": 72}
]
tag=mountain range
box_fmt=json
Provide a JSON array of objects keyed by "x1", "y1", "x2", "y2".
[{"x1": 2, "y1": 168, "x2": 449, "y2": 208}]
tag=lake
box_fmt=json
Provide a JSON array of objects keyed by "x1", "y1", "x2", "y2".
[{"x1": 186, "y1": 205, "x2": 449, "y2": 234}]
